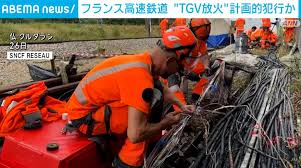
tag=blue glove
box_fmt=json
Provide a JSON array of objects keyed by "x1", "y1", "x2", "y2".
[{"x1": 210, "y1": 82, "x2": 218, "y2": 93}]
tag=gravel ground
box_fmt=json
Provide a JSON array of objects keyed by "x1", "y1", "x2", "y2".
[{"x1": 0, "y1": 38, "x2": 159, "y2": 89}]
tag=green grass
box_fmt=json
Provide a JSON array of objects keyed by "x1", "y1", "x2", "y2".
[{"x1": 0, "y1": 22, "x2": 160, "y2": 44}]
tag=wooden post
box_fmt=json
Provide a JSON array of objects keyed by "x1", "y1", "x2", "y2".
[
  {"x1": 59, "y1": 61, "x2": 69, "y2": 84},
  {"x1": 50, "y1": 56, "x2": 56, "y2": 74},
  {"x1": 145, "y1": 19, "x2": 151, "y2": 37},
  {"x1": 149, "y1": 19, "x2": 152, "y2": 37}
]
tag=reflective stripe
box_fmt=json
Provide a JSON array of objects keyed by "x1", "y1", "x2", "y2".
[
  {"x1": 75, "y1": 82, "x2": 87, "y2": 105},
  {"x1": 74, "y1": 62, "x2": 150, "y2": 105},
  {"x1": 6, "y1": 101, "x2": 18, "y2": 113}
]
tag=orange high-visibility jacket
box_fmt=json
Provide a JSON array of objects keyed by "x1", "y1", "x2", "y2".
[
  {"x1": 66, "y1": 53, "x2": 154, "y2": 167},
  {"x1": 0, "y1": 82, "x2": 65, "y2": 136},
  {"x1": 251, "y1": 28, "x2": 278, "y2": 48},
  {"x1": 160, "y1": 19, "x2": 169, "y2": 35},
  {"x1": 234, "y1": 18, "x2": 246, "y2": 36},
  {"x1": 284, "y1": 18, "x2": 296, "y2": 43},
  {"x1": 172, "y1": 18, "x2": 187, "y2": 27},
  {"x1": 284, "y1": 28, "x2": 295, "y2": 43},
  {"x1": 262, "y1": 18, "x2": 271, "y2": 28},
  {"x1": 187, "y1": 40, "x2": 208, "y2": 74},
  {"x1": 246, "y1": 29, "x2": 254, "y2": 40},
  {"x1": 182, "y1": 39, "x2": 209, "y2": 95},
  {"x1": 250, "y1": 28, "x2": 263, "y2": 41}
]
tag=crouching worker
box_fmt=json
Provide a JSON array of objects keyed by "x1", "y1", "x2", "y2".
[{"x1": 64, "y1": 26, "x2": 197, "y2": 168}]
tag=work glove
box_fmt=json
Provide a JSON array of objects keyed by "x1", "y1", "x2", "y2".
[{"x1": 210, "y1": 82, "x2": 219, "y2": 94}]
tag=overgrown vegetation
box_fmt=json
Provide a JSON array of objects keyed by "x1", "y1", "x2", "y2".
[
  {"x1": 288, "y1": 54, "x2": 301, "y2": 91},
  {"x1": 112, "y1": 27, "x2": 121, "y2": 37},
  {"x1": 0, "y1": 22, "x2": 160, "y2": 44},
  {"x1": 288, "y1": 55, "x2": 301, "y2": 130}
]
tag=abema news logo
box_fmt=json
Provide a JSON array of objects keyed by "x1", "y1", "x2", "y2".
[{"x1": 0, "y1": 0, "x2": 78, "y2": 18}]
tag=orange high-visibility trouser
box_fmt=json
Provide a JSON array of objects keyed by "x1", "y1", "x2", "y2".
[{"x1": 75, "y1": 103, "x2": 147, "y2": 167}]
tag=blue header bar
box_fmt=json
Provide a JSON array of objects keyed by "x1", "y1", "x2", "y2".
[
  {"x1": 0, "y1": 0, "x2": 299, "y2": 19},
  {"x1": 0, "y1": 0, "x2": 78, "y2": 18},
  {"x1": 299, "y1": 0, "x2": 301, "y2": 18}
]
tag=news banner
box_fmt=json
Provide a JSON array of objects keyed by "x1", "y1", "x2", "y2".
[{"x1": 0, "y1": 0, "x2": 300, "y2": 60}]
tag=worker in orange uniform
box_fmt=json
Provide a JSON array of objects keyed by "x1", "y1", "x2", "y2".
[
  {"x1": 250, "y1": 18, "x2": 278, "y2": 49},
  {"x1": 160, "y1": 18, "x2": 188, "y2": 111},
  {"x1": 186, "y1": 18, "x2": 212, "y2": 103},
  {"x1": 172, "y1": 18, "x2": 187, "y2": 27},
  {"x1": 167, "y1": 18, "x2": 212, "y2": 105},
  {"x1": 284, "y1": 18, "x2": 296, "y2": 45},
  {"x1": 246, "y1": 26, "x2": 257, "y2": 42},
  {"x1": 234, "y1": 18, "x2": 246, "y2": 37},
  {"x1": 65, "y1": 26, "x2": 197, "y2": 168},
  {"x1": 159, "y1": 18, "x2": 169, "y2": 36}
]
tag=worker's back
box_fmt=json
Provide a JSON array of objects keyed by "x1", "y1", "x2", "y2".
[
  {"x1": 234, "y1": 18, "x2": 246, "y2": 36},
  {"x1": 66, "y1": 53, "x2": 153, "y2": 135},
  {"x1": 251, "y1": 28, "x2": 263, "y2": 41},
  {"x1": 235, "y1": 18, "x2": 245, "y2": 29}
]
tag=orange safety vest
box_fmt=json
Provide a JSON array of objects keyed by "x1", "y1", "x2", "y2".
[
  {"x1": 181, "y1": 40, "x2": 208, "y2": 76},
  {"x1": 250, "y1": 28, "x2": 263, "y2": 41},
  {"x1": 260, "y1": 30, "x2": 277, "y2": 48},
  {"x1": 284, "y1": 28, "x2": 295, "y2": 43},
  {"x1": 251, "y1": 28, "x2": 278, "y2": 48},
  {"x1": 0, "y1": 82, "x2": 65, "y2": 136},
  {"x1": 262, "y1": 18, "x2": 271, "y2": 28},
  {"x1": 246, "y1": 29, "x2": 254, "y2": 40},
  {"x1": 235, "y1": 18, "x2": 245, "y2": 36},
  {"x1": 284, "y1": 18, "x2": 296, "y2": 44},
  {"x1": 182, "y1": 39, "x2": 209, "y2": 96},
  {"x1": 66, "y1": 53, "x2": 153, "y2": 167}
]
